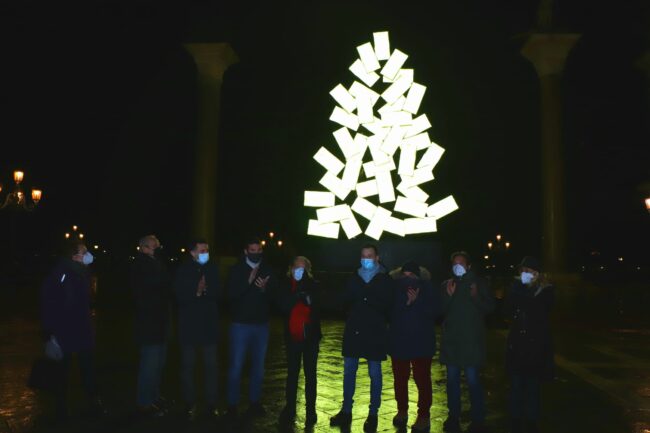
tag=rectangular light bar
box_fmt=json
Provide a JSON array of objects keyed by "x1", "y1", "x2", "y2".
[
  {"x1": 363, "y1": 159, "x2": 396, "y2": 178},
  {"x1": 341, "y1": 215, "x2": 363, "y2": 239},
  {"x1": 384, "y1": 216, "x2": 406, "y2": 237},
  {"x1": 381, "y1": 50, "x2": 409, "y2": 80},
  {"x1": 362, "y1": 118, "x2": 390, "y2": 139},
  {"x1": 349, "y1": 81, "x2": 380, "y2": 105},
  {"x1": 402, "y1": 132, "x2": 431, "y2": 150},
  {"x1": 427, "y1": 195, "x2": 459, "y2": 219},
  {"x1": 329, "y1": 84, "x2": 357, "y2": 113},
  {"x1": 342, "y1": 159, "x2": 363, "y2": 190},
  {"x1": 356, "y1": 93, "x2": 374, "y2": 124},
  {"x1": 333, "y1": 127, "x2": 360, "y2": 160},
  {"x1": 349, "y1": 59, "x2": 380, "y2": 88},
  {"x1": 357, "y1": 42, "x2": 381, "y2": 72},
  {"x1": 352, "y1": 132, "x2": 369, "y2": 160},
  {"x1": 403, "y1": 217, "x2": 437, "y2": 234},
  {"x1": 417, "y1": 142, "x2": 445, "y2": 169},
  {"x1": 368, "y1": 136, "x2": 392, "y2": 165},
  {"x1": 351, "y1": 196, "x2": 378, "y2": 221},
  {"x1": 313, "y1": 146, "x2": 345, "y2": 175},
  {"x1": 404, "y1": 114, "x2": 431, "y2": 138},
  {"x1": 317, "y1": 204, "x2": 354, "y2": 223},
  {"x1": 308, "y1": 219, "x2": 340, "y2": 239},
  {"x1": 396, "y1": 184, "x2": 429, "y2": 202},
  {"x1": 398, "y1": 142, "x2": 417, "y2": 176},
  {"x1": 330, "y1": 106, "x2": 360, "y2": 131},
  {"x1": 381, "y1": 74, "x2": 413, "y2": 104},
  {"x1": 394, "y1": 195, "x2": 428, "y2": 218},
  {"x1": 378, "y1": 96, "x2": 406, "y2": 115},
  {"x1": 399, "y1": 166, "x2": 434, "y2": 188},
  {"x1": 376, "y1": 169, "x2": 396, "y2": 203},
  {"x1": 319, "y1": 172, "x2": 351, "y2": 200},
  {"x1": 373, "y1": 31, "x2": 391, "y2": 60},
  {"x1": 356, "y1": 179, "x2": 379, "y2": 197},
  {"x1": 380, "y1": 110, "x2": 413, "y2": 126},
  {"x1": 304, "y1": 191, "x2": 336, "y2": 207},
  {"x1": 403, "y1": 82, "x2": 426, "y2": 114},
  {"x1": 365, "y1": 206, "x2": 391, "y2": 240},
  {"x1": 380, "y1": 125, "x2": 406, "y2": 156}
]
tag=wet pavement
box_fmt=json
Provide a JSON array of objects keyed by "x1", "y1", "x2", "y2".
[{"x1": 1, "y1": 283, "x2": 649, "y2": 433}]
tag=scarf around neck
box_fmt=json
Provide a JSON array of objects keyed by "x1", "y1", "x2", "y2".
[{"x1": 358, "y1": 265, "x2": 380, "y2": 283}]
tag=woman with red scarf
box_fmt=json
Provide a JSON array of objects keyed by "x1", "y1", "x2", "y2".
[{"x1": 277, "y1": 256, "x2": 322, "y2": 426}]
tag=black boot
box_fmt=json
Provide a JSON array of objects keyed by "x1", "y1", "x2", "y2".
[
  {"x1": 363, "y1": 414, "x2": 378, "y2": 432},
  {"x1": 330, "y1": 410, "x2": 352, "y2": 427}
]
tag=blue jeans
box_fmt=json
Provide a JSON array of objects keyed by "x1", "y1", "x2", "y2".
[
  {"x1": 446, "y1": 365, "x2": 485, "y2": 422},
  {"x1": 510, "y1": 374, "x2": 540, "y2": 421},
  {"x1": 181, "y1": 344, "x2": 217, "y2": 407},
  {"x1": 342, "y1": 357, "x2": 382, "y2": 415},
  {"x1": 227, "y1": 322, "x2": 269, "y2": 406},
  {"x1": 137, "y1": 344, "x2": 167, "y2": 407}
]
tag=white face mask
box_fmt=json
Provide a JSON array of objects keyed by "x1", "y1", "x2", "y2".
[
  {"x1": 82, "y1": 252, "x2": 94, "y2": 266},
  {"x1": 452, "y1": 263, "x2": 466, "y2": 277},
  {"x1": 197, "y1": 252, "x2": 209, "y2": 265},
  {"x1": 520, "y1": 271, "x2": 535, "y2": 285}
]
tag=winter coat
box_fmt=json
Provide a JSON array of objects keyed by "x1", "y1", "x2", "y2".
[
  {"x1": 130, "y1": 253, "x2": 171, "y2": 346},
  {"x1": 174, "y1": 258, "x2": 220, "y2": 345},
  {"x1": 227, "y1": 259, "x2": 277, "y2": 324},
  {"x1": 341, "y1": 269, "x2": 393, "y2": 361},
  {"x1": 40, "y1": 259, "x2": 94, "y2": 352},
  {"x1": 505, "y1": 280, "x2": 555, "y2": 380},
  {"x1": 277, "y1": 276, "x2": 322, "y2": 343},
  {"x1": 388, "y1": 267, "x2": 441, "y2": 359},
  {"x1": 440, "y1": 270, "x2": 494, "y2": 367}
]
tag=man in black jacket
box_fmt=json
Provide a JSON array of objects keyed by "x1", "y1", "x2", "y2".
[
  {"x1": 226, "y1": 238, "x2": 277, "y2": 419},
  {"x1": 173, "y1": 239, "x2": 220, "y2": 419},
  {"x1": 131, "y1": 235, "x2": 170, "y2": 416},
  {"x1": 330, "y1": 244, "x2": 393, "y2": 433}
]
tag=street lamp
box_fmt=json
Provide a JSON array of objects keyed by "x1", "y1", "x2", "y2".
[
  {"x1": 0, "y1": 170, "x2": 43, "y2": 211},
  {"x1": 645, "y1": 197, "x2": 650, "y2": 214}
]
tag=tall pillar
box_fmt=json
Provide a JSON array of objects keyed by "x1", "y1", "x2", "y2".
[
  {"x1": 184, "y1": 43, "x2": 238, "y2": 246},
  {"x1": 521, "y1": 33, "x2": 580, "y2": 274}
]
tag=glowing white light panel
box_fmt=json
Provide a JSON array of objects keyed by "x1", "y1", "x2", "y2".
[{"x1": 304, "y1": 32, "x2": 459, "y2": 239}]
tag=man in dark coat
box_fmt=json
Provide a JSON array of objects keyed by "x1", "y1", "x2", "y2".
[
  {"x1": 130, "y1": 234, "x2": 170, "y2": 415},
  {"x1": 330, "y1": 244, "x2": 393, "y2": 433},
  {"x1": 505, "y1": 256, "x2": 554, "y2": 433},
  {"x1": 226, "y1": 238, "x2": 277, "y2": 419},
  {"x1": 388, "y1": 262, "x2": 441, "y2": 432},
  {"x1": 40, "y1": 240, "x2": 105, "y2": 422},
  {"x1": 277, "y1": 256, "x2": 322, "y2": 426},
  {"x1": 173, "y1": 239, "x2": 220, "y2": 419},
  {"x1": 440, "y1": 251, "x2": 494, "y2": 433}
]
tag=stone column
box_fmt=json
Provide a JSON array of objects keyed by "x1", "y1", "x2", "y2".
[
  {"x1": 521, "y1": 33, "x2": 580, "y2": 274},
  {"x1": 184, "y1": 43, "x2": 238, "y2": 246}
]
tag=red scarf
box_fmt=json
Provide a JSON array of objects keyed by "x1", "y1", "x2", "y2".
[{"x1": 289, "y1": 279, "x2": 312, "y2": 342}]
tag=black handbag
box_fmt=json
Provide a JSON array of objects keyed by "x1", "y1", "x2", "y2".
[{"x1": 27, "y1": 357, "x2": 62, "y2": 392}]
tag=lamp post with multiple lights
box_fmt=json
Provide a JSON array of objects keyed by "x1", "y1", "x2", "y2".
[{"x1": 0, "y1": 170, "x2": 42, "y2": 211}]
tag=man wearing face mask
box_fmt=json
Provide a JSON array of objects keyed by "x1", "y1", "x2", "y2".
[
  {"x1": 330, "y1": 244, "x2": 393, "y2": 433},
  {"x1": 277, "y1": 256, "x2": 322, "y2": 426},
  {"x1": 226, "y1": 238, "x2": 277, "y2": 420},
  {"x1": 505, "y1": 257, "x2": 554, "y2": 433},
  {"x1": 130, "y1": 235, "x2": 171, "y2": 417},
  {"x1": 173, "y1": 239, "x2": 221, "y2": 420},
  {"x1": 41, "y1": 240, "x2": 105, "y2": 423},
  {"x1": 440, "y1": 251, "x2": 494, "y2": 433}
]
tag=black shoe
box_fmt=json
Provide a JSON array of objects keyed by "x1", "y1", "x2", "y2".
[
  {"x1": 363, "y1": 414, "x2": 378, "y2": 432},
  {"x1": 467, "y1": 421, "x2": 489, "y2": 433},
  {"x1": 393, "y1": 411, "x2": 408, "y2": 428},
  {"x1": 330, "y1": 410, "x2": 352, "y2": 427},
  {"x1": 411, "y1": 415, "x2": 431, "y2": 432},
  {"x1": 246, "y1": 402, "x2": 266, "y2": 418},
  {"x1": 279, "y1": 406, "x2": 296, "y2": 424},
  {"x1": 305, "y1": 409, "x2": 318, "y2": 426},
  {"x1": 443, "y1": 416, "x2": 461, "y2": 432}
]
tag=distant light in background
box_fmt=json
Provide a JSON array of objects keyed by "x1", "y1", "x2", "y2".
[
  {"x1": 496, "y1": 234, "x2": 502, "y2": 241},
  {"x1": 94, "y1": 245, "x2": 99, "y2": 250},
  {"x1": 136, "y1": 246, "x2": 140, "y2": 251},
  {"x1": 180, "y1": 248, "x2": 186, "y2": 253},
  {"x1": 277, "y1": 240, "x2": 283, "y2": 247},
  {"x1": 13, "y1": 171, "x2": 24, "y2": 184},
  {"x1": 488, "y1": 242, "x2": 493, "y2": 249},
  {"x1": 65, "y1": 233, "x2": 70, "y2": 239},
  {"x1": 72, "y1": 225, "x2": 78, "y2": 231},
  {"x1": 484, "y1": 255, "x2": 489, "y2": 260},
  {"x1": 261, "y1": 240, "x2": 267, "y2": 246},
  {"x1": 79, "y1": 233, "x2": 84, "y2": 239},
  {"x1": 645, "y1": 197, "x2": 650, "y2": 213},
  {"x1": 618, "y1": 257, "x2": 624, "y2": 262},
  {"x1": 269, "y1": 232, "x2": 275, "y2": 239},
  {"x1": 505, "y1": 242, "x2": 511, "y2": 248}
]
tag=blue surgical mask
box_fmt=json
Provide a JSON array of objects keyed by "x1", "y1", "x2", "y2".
[
  {"x1": 293, "y1": 267, "x2": 305, "y2": 281},
  {"x1": 198, "y1": 253, "x2": 209, "y2": 265},
  {"x1": 452, "y1": 263, "x2": 466, "y2": 277},
  {"x1": 361, "y1": 258, "x2": 376, "y2": 271},
  {"x1": 82, "y1": 252, "x2": 94, "y2": 266},
  {"x1": 520, "y1": 272, "x2": 534, "y2": 285}
]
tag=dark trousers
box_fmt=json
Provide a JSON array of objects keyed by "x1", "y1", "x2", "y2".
[
  {"x1": 136, "y1": 344, "x2": 167, "y2": 407},
  {"x1": 391, "y1": 357, "x2": 433, "y2": 418},
  {"x1": 55, "y1": 351, "x2": 97, "y2": 416},
  {"x1": 285, "y1": 338, "x2": 319, "y2": 414},
  {"x1": 509, "y1": 374, "x2": 541, "y2": 421},
  {"x1": 446, "y1": 365, "x2": 485, "y2": 422},
  {"x1": 181, "y1": 344, "x2": 217, "y2": 407}
]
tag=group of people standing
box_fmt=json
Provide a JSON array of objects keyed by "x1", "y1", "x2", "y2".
[{"x1": 40, "y1": 236, "x2": 554, "y2": 433}]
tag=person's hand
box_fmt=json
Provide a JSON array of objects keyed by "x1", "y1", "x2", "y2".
[
  {"x1": 446, "y1": 279, "x2": 456, "y2": 296},
  {"x1": 406, "y1": 287, "x2": 420, "y2": 306},
  {"x1": 255, "y1": 276, "x2": 270, "y2": 291},
  {"x1": 196, "y1": 275, "x2": 207, "y2": 296},
  {"x1": 470, "y1": 283, "x2": 478, "y2": 299},
  {"x1": 248, "y1": 266, "x2": 259, "y2": 285}
]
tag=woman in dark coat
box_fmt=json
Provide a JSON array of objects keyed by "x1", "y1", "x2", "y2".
[
  {"x1": 505, "y1": 257, "x2": 554, "y2": 433},
  {"x1": 277, "y1": 256, "x2": 322, "y2": 426},
  {"x1": 388, "y1": 262, "x2": 441, "y2": 432}
]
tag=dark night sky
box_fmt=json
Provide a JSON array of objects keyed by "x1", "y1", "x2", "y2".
[{"x1": 0, "y1": 1, "x2": 648, "y2": 267}]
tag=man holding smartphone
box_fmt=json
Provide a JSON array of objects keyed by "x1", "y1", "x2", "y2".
[{"x1": 226, "y1": 238, "x2": 277, "y2": 420}]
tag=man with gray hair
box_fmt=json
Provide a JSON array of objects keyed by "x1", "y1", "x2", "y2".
[{"x1": 131, "y1": 235, "x2": 171, "y2": 417}]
